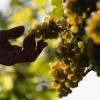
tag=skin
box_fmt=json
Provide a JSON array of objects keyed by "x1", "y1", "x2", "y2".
[{"x1": 0, "y1": 26, "x2": 47, "y2": 66}]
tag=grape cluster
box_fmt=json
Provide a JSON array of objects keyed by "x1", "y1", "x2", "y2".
[
  {"x1": 49, "y1": 37, "x2": 89, "y2": 97},
  {"x1": 63, "y1": 0, "x2": 100, "y2": 39},
  {"x1": 30, "y1": 16, "x2": 63, "y2": 40},
  {"x1": 64, "y1": 0, "x2": 99, "y2": 24},
  {"x1": 50, "y1": 60, "x2": 84, "y2": 97},
  {"x1": 29, "y1": 14, "x2": 94, "y2": 97},
  {"x1": 28, "y1": 1, "x2": 100, "y2": 96}
]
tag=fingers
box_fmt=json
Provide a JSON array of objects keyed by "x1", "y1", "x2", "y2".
[
  {"x1": 17, "y1": 34, "x2": 36, "y2": 62},
  {"x1": 0, "y1": 26, "x2": 48, "y2": 65},
  {"x1": 0, "y1": 26, "x2": 25, "y2": 39},
  {"x1": 23, "y1": 33, "x2": 36, "y2": 51},
  {"x1": 36, "y1": 39, "x2": 47, "y2": 50},
  {"x1": 18, "y1": 36, "x2": 47, "y2": 62},
  {"x1": 35, "y1": 39, "x2": 47, "y2": 56},
  {"x1": 27, "y1": 39, "x2": 47, "y2": 61}
]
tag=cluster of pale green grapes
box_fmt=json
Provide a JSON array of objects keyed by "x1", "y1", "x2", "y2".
[
  {"x1": 29, "y1": 16, "x2": 90, "y2": 97},
  {"x1": 49, "y1": 59, "x2": 86, "y2": 97},
  {"x1": 49, "y1": 36, "x2": 90, "y2": 97},
  {"x1": 64, "y1": 0, "x2": 99, "y2": 24},
  {"x1": 63, "y1": 0, "x2": 100, "y2": 70},
  {"x1": 63, "y1": 0, "x2": 100, "y2": 44},
  {"x1": 29, "y1": 1, "x2": 100, "y2": 97},
  {"x1": 29, "y1": 16, "x2": 64, "y2": 40}
]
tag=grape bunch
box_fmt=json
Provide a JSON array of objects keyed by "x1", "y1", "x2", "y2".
[
  {"x1": 49, "y1": 34, "x2": 90, "y2": 97},
  {"x1": 30, "y1": 16, "x2": 64, "y2": 40},
  {"x1": 64, "y1": 0, "x2": 99, "y2": 25},
  {"x1": 28, "y1": 1, "x2": 100, "y2": 97}
]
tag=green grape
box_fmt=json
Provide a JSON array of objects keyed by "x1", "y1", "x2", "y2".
[{"x1": 70, "y1": 25, "x2": 79, "y2": 33}]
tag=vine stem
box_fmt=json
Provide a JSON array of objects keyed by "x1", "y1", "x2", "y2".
[{"x1": 83, "y1": 67, "x2": 93, "y2": 76}]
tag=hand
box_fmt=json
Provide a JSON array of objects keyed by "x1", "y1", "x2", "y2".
[{"x1": 0, "y1": 26, "x2": 47, "y2": 66}]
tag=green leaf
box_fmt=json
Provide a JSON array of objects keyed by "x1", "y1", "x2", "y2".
[{"x1": 51, "y1": 0, "x2": 63, "y2": 17}]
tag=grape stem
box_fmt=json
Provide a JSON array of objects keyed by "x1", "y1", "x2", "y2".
[{"x1": 83, "y1": 67, "x2": 93, "y2": 76}]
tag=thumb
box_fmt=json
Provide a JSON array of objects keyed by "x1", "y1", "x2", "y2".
[{"x1": 0, "y1": 26, "x2": 25, "y2": 39}]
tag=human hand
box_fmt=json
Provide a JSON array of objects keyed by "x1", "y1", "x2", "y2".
[{"x1": 0, "y1": 26, "x2": 47, "y2": 66}]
